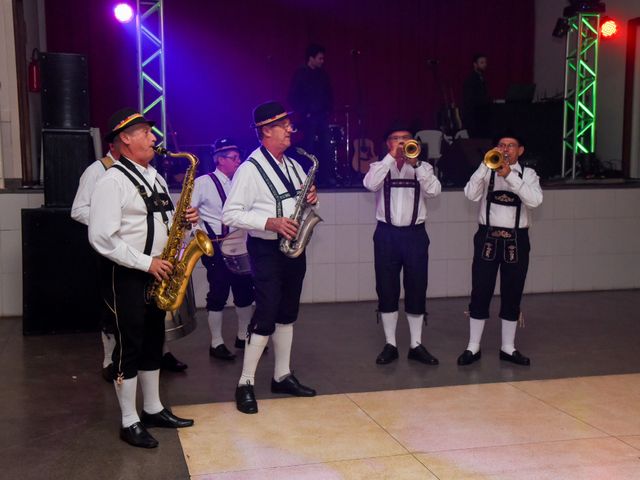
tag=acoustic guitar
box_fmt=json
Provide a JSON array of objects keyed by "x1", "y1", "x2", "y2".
[{"x1": 352, "y1": 137, "x2": 378, "y2": 174}]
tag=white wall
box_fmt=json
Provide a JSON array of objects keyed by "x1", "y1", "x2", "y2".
[
  {"x1": 4, "y1": 188, "x2": 638, "y2": 318},
  {"x1": 535, "y1": 0, "x2": 640, "y2": 170}
]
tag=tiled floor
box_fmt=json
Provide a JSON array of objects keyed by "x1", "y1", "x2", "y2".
[
  {"x1": 175, "y1": 375, "x2": 640, "y2": 479},
  {"x1": 1, "y1": 290, "x2": 640, "y2": 479}
]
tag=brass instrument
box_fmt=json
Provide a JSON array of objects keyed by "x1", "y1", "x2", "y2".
[
  {"x1": 483, "y1": 148, "x2": 506, "y2": 170},
  {"x1": 402, "y1": 139, "x2": 421, "y2": 159},
  {"x1": 279, "y1": 147, "x2": 323, "y2": 258},
  {"x1": 149, "y1": 146, "x2": 214, "y2": 311}
]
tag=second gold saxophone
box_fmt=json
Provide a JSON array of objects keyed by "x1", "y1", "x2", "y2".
[
  {"x1": 279, "y1": 147, "x2": 323, "y2": 258},
  {"x1": 149, "y1": 146, "x2": 214, "y2": 311}
]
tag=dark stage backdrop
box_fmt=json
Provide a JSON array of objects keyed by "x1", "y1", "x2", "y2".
[{"x1": 46, "y1": 0, "x2": 534, "y2": 155}]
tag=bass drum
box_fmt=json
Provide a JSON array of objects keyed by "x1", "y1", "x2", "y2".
[
  {"x1": 164, "y1": 278, "x2": 197, "y2": 341},
  {"x1": 220, "y1": 229, "x2": 252, "y2": 275}
]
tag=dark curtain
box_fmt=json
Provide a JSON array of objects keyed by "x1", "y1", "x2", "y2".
[{"x1": 46, "y1": 0, "x2": 534, "y2": 154}]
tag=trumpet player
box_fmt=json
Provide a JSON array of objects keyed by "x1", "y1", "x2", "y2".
[
  {"x1": 458, "y1": 132, "x2": 542, "y2": 367},
  {"x1": 223, "y1": 101, "x2": 318, "y2": 415},
  {"x1": 363, "y1": 123, "x2": 441, "y2": 366}
]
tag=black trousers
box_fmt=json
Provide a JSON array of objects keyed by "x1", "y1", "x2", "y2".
[
  {"x1": 247, "y1": 237, "x2": 306, "y2": 336},
  {"x1": 101, "y1": 260, "x2": 165, "y2": 380},
  {"x1": 468, "y1": 226, "x2": 530, "y2": 321},
  {"x1": 373, "y1": 221, "x2": 430, "y2": 315},
  {"x1": 201, "y1": 247, "x2": 254, "y2": 312}
]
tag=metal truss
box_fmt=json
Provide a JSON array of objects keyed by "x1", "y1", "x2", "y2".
[
  {"x1": 562, "y1": 13, "x2": 601, "y2": 179},
  {"x1": 136, "y1": 0, "x2": 166, "y2": 146}
]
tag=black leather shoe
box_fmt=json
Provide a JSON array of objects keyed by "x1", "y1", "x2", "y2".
[
  {"x1": 271, "y1": 374, "x2": 316, "y2": 397},
  {"x1": 120, "y1": 422, "x2": 158, "y2": 448},
  {"x1": 235, "y1": 337, "x2": 246, "y2": 349},
  {"x1": 375, "y1": 344, "x2": 399, "y2": 365},
  {"x1": 457, "y1": 349, "x2": 482, "y2": 366},
  {"x1": 141, "y1": 408, "x2": 194, "y2": 428},
  {"x1": 209, "y1": 344, "x2": 236, "y2": 361},
  {"x1": 407, "y1": 344, "x2": 439, "y2": 365},
  {"x1": 235, "y1": 383, "x2": 258, "y2": 414},
  {"x1": 101, "y1": 363, "x2": 113, "y2": 383},
  {"x1": 161, "y1": 352, "x2": 188, "y2": 372},
  {"x1": 500, "y1": 349, "x2": 530, "y2": 366}
]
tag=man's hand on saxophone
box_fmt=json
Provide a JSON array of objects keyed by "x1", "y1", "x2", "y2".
[
  {"x1": 184, "y1": 206, "x2": 200, "y2": 225},
  {"x1": 149, "y1": 258, "x2": 173, "y2": 282},
  {"x1": 265, "y1": 217, "x2": 299, "y2": 241},
  {"x1": 306, "y1": 184, "x2": 318, "y2": 206}
]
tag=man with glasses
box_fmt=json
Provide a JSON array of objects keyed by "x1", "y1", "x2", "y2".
[
  {"x1": 363, "y1": 123, "x2": 441, "y2": 366},
  {"x1": 223, "y1": 101, "x2": 318, "y2": 414},
  {"x1": 191, "y1": 138, "x2": 255, "y2": 361},
  {"x1": 457, "y1": 133, "x2": 543, "y2": 366}
]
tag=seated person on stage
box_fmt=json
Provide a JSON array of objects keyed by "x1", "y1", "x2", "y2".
[
  {"x1": 191, "y1": 138, "x2": 255, "y2": 361},
  {"x1": 71, "y1": 129, "x2": 188, "y2": 379},
  {"x1": 223, "y1": 101, "x2": 318, "y2": 414},
  {"x1": 363, "y1": 123, "x2": 441, "y2": 366},
  {"x1": 88, "y1": 108, "x2": 197, "y2": 448},
  {"x1": 457, "y1": 132, "x2": 543, "y2": 367}
]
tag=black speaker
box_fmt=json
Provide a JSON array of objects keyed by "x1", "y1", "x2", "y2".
[
  {"x1": 40, "y1": 52, "x2": 90, "y2": 129},
  {"x1": 440, "y1": 138, "x2": 493, "y2": 186},
  {"x1": 22, "y1": 208, "x2": 101, "y2": 335},
  {"x1": 43, "y1": 129, "x2": 94, "y2": 207}
]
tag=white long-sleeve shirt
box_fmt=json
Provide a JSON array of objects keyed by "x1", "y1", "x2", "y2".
[
  {"x1": 464, "y1": 162, "x2": 543, "y2": 228},
  {"x1": 222, "y1": 146, "x2": 309, "y2": 240},
  {"x1": 191, "y1": 169, "x2": 233, "y2": 236},
  {"x1": 363, "y1": 153, "x2": 441, "y2": 226},
  {"x1": 70, "y1": 152, "x2": 116, "y2": 225},
  {"x1": 88, "y1": 158, "x2": 173, "y2": 272}
]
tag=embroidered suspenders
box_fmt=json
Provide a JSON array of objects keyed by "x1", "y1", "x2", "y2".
[{"x1": 383, "y1": 171, "x2": 420, "y2": 226}]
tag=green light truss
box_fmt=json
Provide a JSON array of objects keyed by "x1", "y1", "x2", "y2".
[
  {"x1": 136, "y1": 0, "x2": 166, "y2": 146},
  {"x1": 562, "y1": 13, "x2": 601, "y2": 179}
]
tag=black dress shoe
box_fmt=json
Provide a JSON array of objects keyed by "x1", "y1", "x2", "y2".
[
  {"x1": 101, "y1": 363, "x2": 113, "y2": 383},
  {"x1": 209, "y1": 344, "x2": 236, "y2": 361},
  {"x1": 500, "y1": 349, "x2": 530, "y2": 366},
  {"x1": 235, "y1": 383, "x2": 258, "y2": 414},
  {"x1": 120, "y1": 422, "x2": 158, "y2": 448},
  {"x1": 141, "y1": 408, "x2": 194, "y2": 428},
  {"x1": 407, "y1": 344, "x2": 439, "y2": 365},
  {"x1": 271, "y1": 374, "x2": 316, "y2": 397},
  {"x1": 376, "y1": 343, "x2": 399, "y2": 365},
  {"x1": 161, "y1": 352, "x2": 188, "y2": 372},
  {"x1": 457, "y1": 349, "x2": 482, "y2": 366},
  {"x1": 234, "y1": 337, "x2": 246, "y2": 349}
]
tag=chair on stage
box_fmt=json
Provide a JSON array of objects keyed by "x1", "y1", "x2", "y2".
[{"x1": 414, "y1": 129, "x2": 444, "y2": 176}]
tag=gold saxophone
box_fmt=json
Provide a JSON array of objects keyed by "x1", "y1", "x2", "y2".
[
  {"x1": 279, "y1": 147, "x2": 323, "y2": 258},
  {"x1": 149, "y1": 146, "x2": 214, "y2": 311}
]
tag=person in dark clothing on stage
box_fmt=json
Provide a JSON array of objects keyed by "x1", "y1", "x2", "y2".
[
  {"x1": 288, "y1": 43, "x2": 334, "y2": 186},
  {"x1": 457, "y1": 132, "x2": 543, "y2": 367},
  {"x1": 89, "y1": 108, "x2": 197, "y2": 448},
  {"x1": 363, "y1": 123, "x2": 441, "y2": 366},
  {"x1": 462, "y1": 53, "x2": 491, "y2": 138},
  {"x1": 223, "y1": 101, "x2": 318, "y2": 415}
]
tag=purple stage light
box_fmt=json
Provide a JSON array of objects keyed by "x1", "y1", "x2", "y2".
[{"x1": 114, "y1": 3, "x2": 134, "y2": 23}]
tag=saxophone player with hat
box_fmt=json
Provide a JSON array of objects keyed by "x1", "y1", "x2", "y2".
[
  {"x1": 88, "y1": 107, "x2": 198, "y2": 448},
  {"x1": 223, "y1": 101, "x2": 319, "y2": 414}
]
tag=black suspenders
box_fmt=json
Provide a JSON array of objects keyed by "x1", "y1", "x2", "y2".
[{"x1": 383, "y1": 171, "x2": 420, "y2": 226}]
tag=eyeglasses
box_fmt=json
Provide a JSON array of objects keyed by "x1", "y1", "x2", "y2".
[
  {"x1": 497, "y1": 143, "x2": 519, "y2": 149},
  {"x1": 271, "y1": 122, "x2": 297, "y2": 132},
  {"x1": 220, "y1": 154, "x2": 242, "y2": 162},
  {"x1": 388, "y1": 135, "x2": 413, "y2": 142}
]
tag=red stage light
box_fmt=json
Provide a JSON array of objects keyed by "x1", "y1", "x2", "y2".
[{"x1": 600, "y1": 17, "x2": 618, "y2": 39}]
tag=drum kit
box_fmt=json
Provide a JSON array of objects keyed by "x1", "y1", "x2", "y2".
[{"x1": 327, "y1": 105, "x2": 358, "y2": 187}]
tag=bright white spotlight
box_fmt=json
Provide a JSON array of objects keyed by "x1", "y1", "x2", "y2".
[{"x1": 114, "y1": 3, "x2": 134, "y2": 24}]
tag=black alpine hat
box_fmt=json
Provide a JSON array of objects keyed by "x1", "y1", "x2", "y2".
[
  {"x1": 384, "y1": 121, "x2": 414, "y2": 140},
  {"x1": 251, "y1": 101, "x2": 292, "y2": 128},
  {"x1": 104, "y1": 108, "x2": 155, "y2": 143},
  {"x1": 213, "y1": 137, "x2": 240, "y2": 155}
]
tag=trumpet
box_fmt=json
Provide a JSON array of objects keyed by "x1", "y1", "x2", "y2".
[
  {"x1": 483, "y1": 148, "x2": 506, "y2": 170},
  {"x1": 402, "y1": 139, "x2": 421, "y2": 159}
]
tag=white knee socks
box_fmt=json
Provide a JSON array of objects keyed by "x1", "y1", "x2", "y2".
[
  {"x1": 114, "y1": 377, "x2": 139, "y2": 428},
  {"x1": 406, "y1": 313, "x2": 424, "y2": 348},
  {"x1": 207, "y1": 310, "x2": 224, "y2": 348},
  {"x1": 235, "y1": 305, "x2": 253, "y2": 341},
  {"x1": 272, "y1": 324, "x2": 293, "y2": 381},
  {"x1": 138, "y1": 369, "x2": 163, "y2": 415},
  {"x1": 101, "y1": 332, "x2": 116, "y2": 368},
  {"x1": 501, "y1": 319, "x2": 517, "y2": 355},
  {"x1": 381, "y1": 312, "x2": 398, "y2": 346},
  {"x1": 238, "y1": 333, "x2": 268, "y2": 386},
  {"x1": 466, "y1": 317, "x2": 486, "y2": 354}
]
